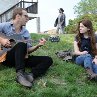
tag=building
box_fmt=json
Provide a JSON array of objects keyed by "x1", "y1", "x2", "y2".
[
  {"x1": 0, "y1": 0, "x2": 40, "y2": 33},
  {"x1": 0, "y1": 0, "x2": 19, "y2": 14}
]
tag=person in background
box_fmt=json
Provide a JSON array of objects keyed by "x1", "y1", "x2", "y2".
[
  {"x1": 0, "y1": 7, "x2": 53, "y2": 88},
  {"x1": 74, "y1": 19, "x2": 97, "y2": 80},
  {"x1": 54, "y1": 8, "x2": 66, "y2": 34}
]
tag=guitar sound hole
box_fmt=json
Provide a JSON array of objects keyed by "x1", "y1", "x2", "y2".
[
  {"x1": 9, "y1": 39, "x2": 15, "y2": 42},
  {"x1": 9, "y1": 39, "x2": 16, "y2": 47}
]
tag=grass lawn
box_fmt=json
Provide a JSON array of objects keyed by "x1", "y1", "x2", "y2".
[{"x1": 0, "y1": 33, "x2": 97, "y2": 97}]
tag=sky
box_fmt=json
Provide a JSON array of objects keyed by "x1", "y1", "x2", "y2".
[{"x1": 26, "y1": 0, "x2": 81, "y2": 33}]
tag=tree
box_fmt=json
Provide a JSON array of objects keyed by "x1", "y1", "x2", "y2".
[
  {"x1": 65, "y1": 19, "x2": 77, "y2": 34},
  {"x1": 65, "y1": 0, "x2": 97, "y2": 34},
  {"x1": 65, "y1": 14, "x2": 97, "y2": 34},
  {"x1": 74, "y1": 0, "x2": 97, "y2": 16}
]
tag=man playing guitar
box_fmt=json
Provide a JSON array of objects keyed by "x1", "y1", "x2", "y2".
[{"x1": 0, "y1": 7, "x2": 53, "y2": 88}]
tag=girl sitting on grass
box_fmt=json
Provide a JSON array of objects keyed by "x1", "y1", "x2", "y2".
[{"x1": 74, "y1": 19, "x2": 97, "y2": 80}]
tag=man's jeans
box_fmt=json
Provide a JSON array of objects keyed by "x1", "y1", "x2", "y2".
[
  {"x1": 56, "y1": 25, "x2": 65, "y2": 34},
  {"x1": 75, "y1": 54, "x2": 97, "y2": 74}
]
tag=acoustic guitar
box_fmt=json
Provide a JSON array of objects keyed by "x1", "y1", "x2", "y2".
[{"x1": 0, "y1": 33, "x2": 45, "y2": 63}]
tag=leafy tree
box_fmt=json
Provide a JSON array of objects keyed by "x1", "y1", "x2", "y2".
[
  {"x1": 74, "y1": 0, "x2": 97, "y2": 16},
  {"x1": 66, "y1": 14, "x2": 97, "y2": 34},
  {"x1": 65, "y1": 19, "x2": 77, "y2": 34},
  {"x1": 65, "y1": 0, "x2": 97, "y2": 34}
]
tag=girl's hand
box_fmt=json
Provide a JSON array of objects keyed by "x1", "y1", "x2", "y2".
[
  {"x1": 92, "y1": 55, "x2": 97, "y2": 65},
  {"x1": 81, "y1": 51, "x2": 88, "y2": 55}
]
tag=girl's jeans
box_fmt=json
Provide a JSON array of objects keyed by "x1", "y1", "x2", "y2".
[{"x1": 75, "y1": 54, "x2": 97, "y2": 74}]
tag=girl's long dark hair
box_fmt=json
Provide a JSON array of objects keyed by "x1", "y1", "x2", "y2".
[{"x1": 76, "y1": 19, "x2": 97, "y2": 55}]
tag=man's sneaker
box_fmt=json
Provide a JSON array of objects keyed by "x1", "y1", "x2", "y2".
[
  {"x1": 24, "y1": 73, "x2": 34, "y2": 83},
  {"x1": 16, "y1": 71, "x2": 32, "y2": 88}
]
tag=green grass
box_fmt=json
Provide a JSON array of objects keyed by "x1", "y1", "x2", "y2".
[{"x1": 0, "y1": 33, "x2": 97, "y2": 97}]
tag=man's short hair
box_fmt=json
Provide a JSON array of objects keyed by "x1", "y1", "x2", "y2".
[{"x1": 12, "y1": 7, "x2": 26, "y2": 19}]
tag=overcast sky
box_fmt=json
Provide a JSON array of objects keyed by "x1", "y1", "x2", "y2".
[{"x1": 26, "y1": 0, "x2": 81, "y2": 32}]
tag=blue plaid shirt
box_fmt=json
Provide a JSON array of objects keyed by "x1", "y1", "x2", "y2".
[{"x1": 0, "y1": 22, "x2": 32, "y2": 48}]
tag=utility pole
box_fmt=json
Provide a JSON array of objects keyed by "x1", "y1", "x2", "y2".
[{"x1": 36, "y1": 17, "x2": 40, "y2": 33}]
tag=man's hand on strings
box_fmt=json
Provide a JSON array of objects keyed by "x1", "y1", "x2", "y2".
[{"x1": 1, "y1": 38, "x2": 11, "y2": 48}]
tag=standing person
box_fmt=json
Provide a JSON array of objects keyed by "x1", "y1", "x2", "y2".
[
  {"x1": 74, "y1": 19, "x2": 97, "y2": 80},
  {"x1": 0, "y1": 7, "x2": 53, "y2": 88},
  {"x1": 54, "y1": 8, "x2": 66, "y2": 34}
]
